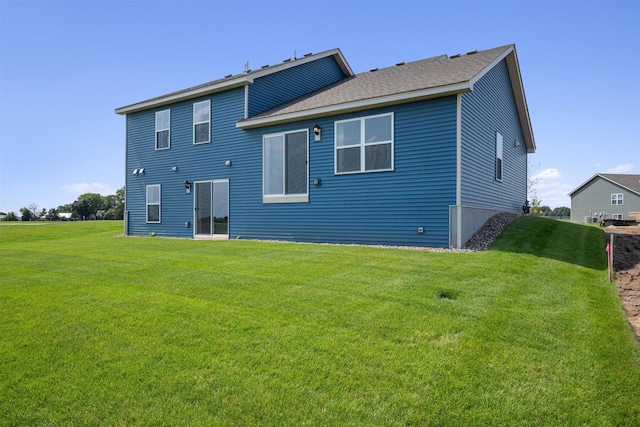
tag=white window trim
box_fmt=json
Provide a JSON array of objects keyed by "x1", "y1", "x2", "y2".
[
  {"x1": 611, "y1": 193, "x2": 623, "y2": 205},
  {"x1": 146, "y1": 184, "x2": 161, "y2": 223},
  {"x1": 612, "y1": 213, "x2": 623, "y2": 220},
  {"x1": 155, "y1": 110, "x2": 170, "y2": 150},
  {"x1": 193, "y1": 100, "x2": 211, "y2": 144},
  {"x1": 496, "y1": 132, "x2": 503, "y2": 182},
  {"x1": 262, "y1": 129, "x2": 309, "y2": 204},
  {"x1": 334, "y1": 112, "x2": 394, "y2": 175}
]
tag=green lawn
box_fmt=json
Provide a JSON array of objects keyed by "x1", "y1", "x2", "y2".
[{"x1": 1, "y1": 219, "x2": 639, "y2": 425}]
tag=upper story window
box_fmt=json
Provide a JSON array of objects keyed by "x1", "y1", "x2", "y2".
[
  {"x1": 496, "y1": 132, "x2": 503, "y2": 182},
  {"x1": 335, "y1": 113, "x2": 393, "y2": 174},
  {"x1": 611, "y1": 193, "x2": 623, "y2": 205},
  {"x1": 263, "y1": 129, "x2": 308, "y2": 203},
  {"x1": 193, "y1": 100, "x2": 210, "y2": 144},
  {"x1": 146, "y1": 184, "x2": 161, "y2": 223},
  {"x1": 155, "y1": 110, "x2": 170, "y2": 150}
]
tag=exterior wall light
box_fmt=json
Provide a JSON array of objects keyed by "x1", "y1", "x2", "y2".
[
  {"x1": 225, "y1": 160, "x2": 232, "y2": 167},
  {"x1": 133, "y1": 169, "x2": 138, "y2": 175},
  {"x1": 184, "y1": 180, "x2": 191, "y2": 193},
  {"x1": 172, "y1": 166, "x2": 178, "y2": 172},
  {"x1": 138, "y1": 168, "x2": 145, "y2": 175},
  {"x1": 313, "y1": 124, "x2": 321, "y2": 141}
]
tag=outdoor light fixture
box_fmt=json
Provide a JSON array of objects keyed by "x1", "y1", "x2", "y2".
[
  {"x1": 138, "y1": 168, "x2": 145, "y2": 175},
  {"x1": 184, "y1": 180, "x2": 191, "y2": 193},
  {"x1": 172, "y1": 166, "x2": 178, "y2": 172},
  {"x1": 313, "y1": 124, "x2": 321, "y2": 141},
  {"x1": 133, "y1": 169, "x2": 138, "y2": 175},
  {"x1": 225, "y1": 160, "x2": 232, "y2": 167}
]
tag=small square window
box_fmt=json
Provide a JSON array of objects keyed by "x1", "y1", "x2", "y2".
[
  {"x1": 335, "y1": 113, "x2": 393, "y2": 174},
  {"x1": 611, "y1": 193, "x2": 623, "y2": 205}
]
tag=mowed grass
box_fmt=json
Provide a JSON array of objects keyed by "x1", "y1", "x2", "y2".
[{"x1": 1, "y1": 219, "x2": 639, "y2": 426}]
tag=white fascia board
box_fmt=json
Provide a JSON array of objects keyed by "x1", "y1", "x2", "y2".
[
  {"x1": 115, "y1": 78, "x2": 248, "y2": 115},
  {"x1": 469, "y1": 45, "x2": 536, "y2": 153},
  {"x1": 237, "y1": 82, "x2": 471, "y2": 129}
]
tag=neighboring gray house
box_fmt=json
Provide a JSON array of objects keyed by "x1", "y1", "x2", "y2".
[{"x1": 569, "y1": 174, "x2": 640, "y2": 223}]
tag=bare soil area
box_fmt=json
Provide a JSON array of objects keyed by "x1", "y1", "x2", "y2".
[{"x1": 604, "y1": 225, "x2": 640, "y2": 343}]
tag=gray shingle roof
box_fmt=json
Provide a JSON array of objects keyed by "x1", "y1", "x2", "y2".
[
  {"x1": 599, "y1": 174, "x2": 640, "y2": 195},
  {"x1": 246, "y1": 44, "x2": 514, "y2": 120}
]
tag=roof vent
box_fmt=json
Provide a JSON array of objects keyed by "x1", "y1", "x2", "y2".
[
  {"x1": 395, "y1": 62, "x2": 405, "y2": 66},
  {"x1": 466, "y1": 50, "x2": 478, "y2": 55},
  {"x1": 283, "y1": 58, "x2": 291, "y2": 63},
  {"x1": 224, "y1": 74, "x2": 232, "y2": 78},
  {"x1": 261, "y1": 64, "x2": 269, "y2": 69},
  {"x1": 370, "y1": 68, "x2": 378, "y2": 72},
  {"x1": 450, "y1": 53, "x2": 460, "y2": 59},
  {"x1": 303, "y1": 52, "x2": 312, "y2": 57}
]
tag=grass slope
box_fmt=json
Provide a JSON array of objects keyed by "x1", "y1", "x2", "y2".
[{"x1": 1, "y1": 219, "x2": 638, "y2": 425}]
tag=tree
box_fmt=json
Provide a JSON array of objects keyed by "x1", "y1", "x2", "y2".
[
  {"x1": 28, "y1": 203, "x2": 39, "y2": 219},
  {"x1": 4, "y1": 212, "x2": 18, "y2": 221},
  {"x1": 104, "y1": 186, "x2": 125, "y2": 220},
  {"x1": 46, "y1": 208, "x2": 60, "y2": 221},
  {"x1": 551, "y1": 206, "x2": 571, "y2": 217},
  {"x1": 72, "y1": 193, "x2": 106, "y2": 219},
  {"x1": 71, "y1": 198, "x2": 92, "y2": 220},
  {"x1": 20, "y1": 207, "x2": 33, "y2": 221}
]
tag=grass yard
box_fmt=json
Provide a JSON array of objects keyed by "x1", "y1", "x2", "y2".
[{"x1": 1, "y1": 218, "x2": 639, "y2": 425}]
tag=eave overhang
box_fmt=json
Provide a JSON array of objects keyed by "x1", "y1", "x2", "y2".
[
  {"x1": 115, "y1": 48, "x2": 353, "y2": 116},
  {"x1": 236, "y1": 82, "x2": 472, "y2": 130}
]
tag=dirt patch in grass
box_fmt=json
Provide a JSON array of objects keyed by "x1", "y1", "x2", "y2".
[{"x1": 604, "y1": 225, "x2": 640, "y2": 343}]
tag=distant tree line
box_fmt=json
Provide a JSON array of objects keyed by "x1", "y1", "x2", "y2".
[
  {"x1": 529, "y1": 197, "x2": 570, "y2": 217},
  {"x1": 1, "y1": 187, "x2": 125, "y2": 222}
]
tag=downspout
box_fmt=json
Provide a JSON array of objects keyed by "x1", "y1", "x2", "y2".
[{"x1": 455, "y1": 94, "x2": 462, "y2": 249}]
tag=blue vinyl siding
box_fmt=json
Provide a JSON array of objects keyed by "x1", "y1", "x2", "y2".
[
  {"x1": 125, "y1": 88, "x2": 246, "y2": 237},
  {"x1": 231, "y1": 97, "x2": 458, "y2": 247},
  {"x1": 248, "y1": 56, "x2": 346, "y2": 116},
  {"x1": 127, "y1": 94, "x2": 457, "y2": 246},
  {"x1": 460, "y1": 59, "x2": 527, "y2": 211}
]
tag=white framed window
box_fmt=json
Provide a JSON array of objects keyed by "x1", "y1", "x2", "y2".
[
  {"x1": 612, "y1": 214, "x2": 623, "y2": 220},
  {"x1": 496, "y1": 132, "x2": 503, "y2": 182},
  {"x1": 611, "y1": 193, "x2": 623, "y2": 205},
  {"x1": 146, "y1": 185, "x2": 161, "y2": 223},
  {"x1": 335, "y1": 112, "x2": 393, "y2": 174},
  {"x1": 193, "y1": 100, "x2": 210, "y2": 144},
  {"x1": 263, "y1": 129, "x2": 308, "y2": 203},
  {"x1": 155, "y1": 110, "x2": 170, "y2": 150}
]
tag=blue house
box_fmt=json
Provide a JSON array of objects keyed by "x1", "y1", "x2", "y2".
[{"x1": 115, "y1": 44, "x2": 535, "y2": 248}]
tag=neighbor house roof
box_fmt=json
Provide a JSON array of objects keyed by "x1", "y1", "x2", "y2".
[
  {"x1": 237, "y1": 44, "x2": 535, "y2": 153},
  {"x1": 569, "y1": 174, "x2": 640, "y2": 197},
  {"x1": 115, "y1": 48, "x2": 353, "y2": 115}
]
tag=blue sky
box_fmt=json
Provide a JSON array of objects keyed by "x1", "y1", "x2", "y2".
[{"x1": 1, "y1": 0, "x2": 638, "y2": 213}]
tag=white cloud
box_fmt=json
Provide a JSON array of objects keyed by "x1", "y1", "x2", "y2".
[
  {"x1": 61, "y1": 182, "x2": 117, "y2": 196},
  {"x1": 531, "y1": 168, "x2": 561, "y2": 181},
  {"x1": 604, "y1": 163, "x2": 635, "y2": 174},
  {"x1": 529, "y1": 168, "x2": 572, "y2": 208}
]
